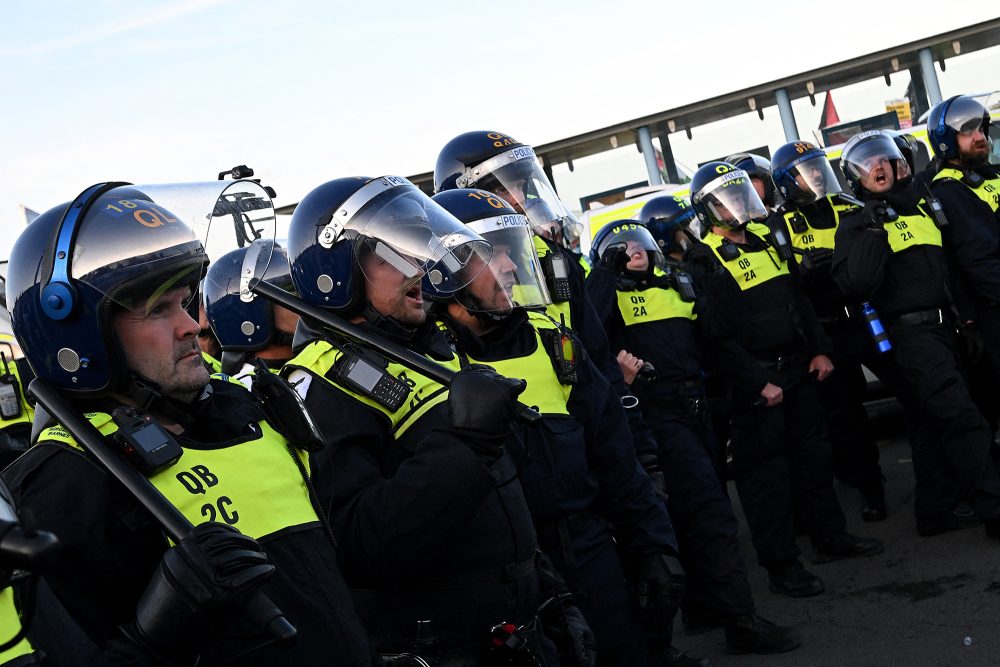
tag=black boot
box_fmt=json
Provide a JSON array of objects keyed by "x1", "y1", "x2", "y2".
[
  {"x1": 811, "y1": 532, "x2": 883, "y2": 564},
  {"x1": 724, "y1": 614, "x2": 801, "y2": 654},
  {"x1": 664, "y1": 646, "x2": 711, "y2": 666},
  {"x1": 767, "y1": 561, "x2": 824, "y2": 598},
  {"x1": 859, "y1": 483, "x2": 887, "y2": 522},
  {"x1": 681, "y1": 606, "x2": 724, "y2": 636}
]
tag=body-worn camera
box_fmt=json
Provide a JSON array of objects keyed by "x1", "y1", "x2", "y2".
[{"x1": 111, "y1": 406, "x2": 183, "y2": 476}]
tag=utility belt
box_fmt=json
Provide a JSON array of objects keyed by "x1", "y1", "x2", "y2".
[
  {"x1": 537, "y1": 511, "x2": 599, "y2": 568},
  {"x1": 403, "y1": 555, "x2": 538, "y2": 593},
  {"x1": 653, "y1": 378, "x2": 708, "y2": 422},
  {"x1": 891, "y1": 308, "x2": 947, "y2": 328},
  {"x1": 817, "y1": 305, "x2": 855, "y2": 326},
  {"x1": 753, "y1": 349, "x2": 807, "y2": 372}
]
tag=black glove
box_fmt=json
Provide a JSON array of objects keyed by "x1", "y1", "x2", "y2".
[
  {"x1": 800, "y1": 247, "x2": 834, "y2": 272},
  {"x1": 960, "y1": 322, "x2": 986, "y2": 362},
  {"x1": 600, "y1": 243, "x2": 630, "y2": 273},
  {"x1": 631, "y1": 550, "x2": 686, "y2": 632},
  {"x1": 638, "y1": 454, "x2": 668, "y2": 504},
  {"x1": 861, "y1": 200, "x2": 898, "y2": 229},
  {"x1": 448, "y1": 364, "x2": 527, "y2": 460},
  {"x1": 539, "y1": 594, "x2": 596, "y2": 667},
  {"x1": 131, "y1": 522, "x2": 274, "y2": 656}
]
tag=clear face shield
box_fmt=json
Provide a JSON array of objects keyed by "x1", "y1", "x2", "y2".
[
  {"x1": 596, "y1": 222, "x2": 665, "y2": 275},
  {"x1": 842, "y1": 132, "x2": 906, "y2": 194},
  {"x1": 463, "y1": 213, "x2": 551, "y2": 314},
  {"x1": 461, "y1": 146, "x2": 582, "y2": 250},
  {"x1": 945, "y1": 96, "x2": 993, "y2": 163},
  {"x1": 84, "y1": 181, "x2": 278, "y2": 317},
  {"x1": 693, "y1": 170, "x2": 769, "y2": 231},
  {"x1": 788, "y1": 155, "x2": 842, "y2": 204},
  {"x1": 318, "y1": 177, "x2": 493, "y2": 300}
]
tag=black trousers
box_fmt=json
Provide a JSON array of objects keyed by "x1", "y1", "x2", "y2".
[
  {"x1": 645, "y1": 403, "x2": 755, "y2": 618},
  {"x1": 729, "y1": 365, "x2": 848, "y2": 568},
  {"x1": 818, "y1": 319, "x2": 887, "y2": 493},
  {"x1": 889, "y1": 321, "x2": 1000, "y2": 522}
]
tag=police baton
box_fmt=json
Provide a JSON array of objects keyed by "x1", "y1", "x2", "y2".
[
  {"x1": 251, "y1": 281, "x2": 543, "y2": 424},
  {"x1": 751, "y1": 369, "x2": 819, "y2": 408},
  {"x1": 26, "y1": 379, "x2": 298, "y2": 647}
]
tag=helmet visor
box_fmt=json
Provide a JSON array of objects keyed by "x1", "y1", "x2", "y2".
[
  {"x1": 842, "y1": 132, "x2": 905, "y2": 191},
  {"x1": 945, "y1": 96, "x2": 991, "y2": 135},
  {"x1": 345, "y1": 179, "x2": 492, "y2": 296},
  {"x1": 787, "y1": 155, "x2": 842, "y2": 203},
  {"x1": 203, "y1": 238, "x2": 290, "y2": 310},
  {"x1": 466, "y1": 147, "x2": 580, "y2": 244},
  {"x1": 465, "y1": 214, "x2": 551, "y2": 311},
  {"x1": 596, "y1": 222, "x2": 665, "y2": 273},
  {"x1": 693, "y1": 170, "x2": 769, "y2": 229}
]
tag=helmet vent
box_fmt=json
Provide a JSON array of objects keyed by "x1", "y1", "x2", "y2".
[
  {"x1": 240, "y1": 321, "x2": 255, "y2": 336},
  {"x1": 57, "y1": 348, "x2": 81, "y2": 373},
  {"x1": 317, "y1": 274, "x2": 334, "y2": 293}
]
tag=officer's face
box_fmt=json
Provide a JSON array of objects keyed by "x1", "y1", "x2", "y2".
[
  {"x1": 957, "y1": 126, "x2": 990, "y2": 166},
  {"x1": 625, "y1": 240, "x2": 649, "y2": 272},
  {"x1": 794, "y1": 163, "x2": 825, "y2": 194},
  {"x1": 360, "y1": 250, "x2": 427, "y2": 326},
  {"x1": 750, "y1": 177, "x2": 767, "y2": 203},
  {"x1": 859, "y1": 155, "x2": 895, "y2": 194},
  {"x1": 113, "y1": 285, "x2": 210, "y2": 402},
  {"x1": 465, "y1": 245, "x2": 517, "y2": 314},
  {"x1": 197, "y1": 304, "x2": 221, "y2": 358}
]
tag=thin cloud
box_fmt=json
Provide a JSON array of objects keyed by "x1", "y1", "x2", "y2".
[{"x1": 0, "y1": 0, "x2": 235, "y2": 56}]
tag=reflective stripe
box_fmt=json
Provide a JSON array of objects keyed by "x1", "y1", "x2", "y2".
[
  {"x1": 285, "y1": 340, "x2": 460, "y2": 438},
  {"x1": 884, "y1": 210, "x2": 942, "y2": 253},
  {"x1": 617, "y1": 285, "x2": 695, "y2": 326},
  {"x1": 37, "y1": 413, "x2": 318, "y2": 541},
  {"x1": 704, "y1": 224, "x2": 790, "y2": 291},
  {"x1": 933, "y1": 168, "x2": 1000, "y2": 214}
]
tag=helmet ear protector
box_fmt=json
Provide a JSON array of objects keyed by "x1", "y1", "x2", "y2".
[
  {"x1": 40, "y1": 182, "x2": 130, "y2": 322},
  {"x1": 934, "y1": 96, "x2": 955, "y2": 148}
]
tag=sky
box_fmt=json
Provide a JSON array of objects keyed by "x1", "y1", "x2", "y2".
[{"x1": 1, "y1": 2, "x2": 998, "y2": 255}]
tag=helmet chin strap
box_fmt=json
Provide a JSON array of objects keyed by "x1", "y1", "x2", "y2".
[
  {"x1": 360, "y1": 302, "x2": 419, "y2": 342},
  {"x1": 456, "y1": 290, "x2": 508, "y2": 326},
  {"x1": 121, "y1": 371, "x2": 203, "y2": 430}
]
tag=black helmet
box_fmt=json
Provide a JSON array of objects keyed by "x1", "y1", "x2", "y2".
[
  {"x1": 203, "y1": 239, "x2": 294, "y2": 373},
  {"x1": 590, "y1": 220, "x2": 664, "y2": 280},
  {"x1": 638, "y1": 194, "x2": 698, "y2": 251},
  {"x1": 434, "y1": 131, "x2": 584, "y2": 250},
  {"x1": 725, "y1": 153, "x2": 776, "y2": 208},
  {"x1": 689, "y1": 162, "x2": 769, "y2": 232},
  {"x1": 840, "y1": 130, "x2": 908, "y2": 197},
  {"x1": 7, "y1": 183, "x2": 208, "y2": 396},
  {"x1": 287, "y1": 175, "x2": 492, "y2": 317},
  {"x1": 431, "y1": 188, "x2": 551, "y2": 316},
  {"x1": 771, "y1": 141, "x2": 842, "y2": 205},
  {"x1": 927, "y1": 94, "x2": 991, "y2": 162}
]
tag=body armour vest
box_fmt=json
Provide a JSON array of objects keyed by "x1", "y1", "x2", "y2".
[
  {"x1": 782, "y1": 196, "x2": 855, "y2": 259},
  {"x1": 704, "y1": 223, "x2": 790, "y2": 291},
  {"x1": 933, "y1": 167, "x2": 1000, "y2": 216},
  {"x1": 883, "y1": 208, "x2": 943, "y2": 254}
]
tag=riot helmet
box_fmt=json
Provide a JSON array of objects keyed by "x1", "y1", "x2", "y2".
[
  {"x1": 431, "y1": 189, "x2": 550, "y2": 318},
  {"x1": 287, "y1": 176, "x2": 492, "y2": 324},
  {"x1": 203, "y1": 239, "x2": 296, "y2": 374},
  {"x1": 927, "y1": 95, "x2": 992, "y2": 163},
  {"x1": 771, "y1": 141, "x2": 842, "y2": 205},
  {"x1": 590, "y1": 220, "x2": 664, "y2": 280},
  {"x1": 725, "y1": 153, "x2": 776, "y2": 208},
  {"x1": 891, "y1": 132, "x2": 920, "y2": 183},
  {"x1": 840, "y1": 130, "x2": 908, "y2": 197},
  {"x1": 434, "y1": 131, "x2": 584, "y2": 250},
  {"x1": 7, "y1": 183, "x2": 209, "y2": 396},
  {"x1": 638, "y1": 194, "x2": 698, "y2": 252},
  {"x1": 689, "y1": 162, "x2": 769, "y2": 232}
]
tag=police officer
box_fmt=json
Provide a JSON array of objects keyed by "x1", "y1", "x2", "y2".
[
  {"x1": 925, "y1": 96, "x2": 1000, "y2": 394},
  {"x1": 685, "y1": 161, "x2": 883, "y2": 597},
  {"x1": 281, "y1": 176, "x2": 587, "y2": 665},
  {"x1": 435, "y1": 131, "x2": 666, "y2": 502},
  {"x1": 2, "y1": 184, "x2": 376, "y2": 664},
  {"x1": 587, "y1": 218, "x2": 800, "y2": 656},
  {"x1": 431, "y1": 188, "x2": 687, "y2": 667},
  {"x1": 202, "y1": 240, "x2": 299, "y2": 383},
  {"x1": 770, "y1": 141, "x2": 887, "y2": 521},
  {"x1": 833, "y1": 130, "x2": 1000, "y2": 538},
  {"x1": 197, "y1": 302, "x2": 223, "y2": 372}
]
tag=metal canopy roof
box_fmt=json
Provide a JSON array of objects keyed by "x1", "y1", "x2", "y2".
[{"x1": 402, "y1": 18, "x2": 1000, "y2": 194}]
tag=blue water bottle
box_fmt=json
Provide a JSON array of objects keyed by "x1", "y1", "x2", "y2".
[{"x1": 861, "y1": 302, "x2": 892, "y2": 353}]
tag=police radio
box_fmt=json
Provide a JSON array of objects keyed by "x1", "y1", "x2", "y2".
[
  {"x1": 110, "y1": 406, "x2": 183, "y2": 476},
  {"x1": 539, "y1": 316, "x2": 581, "y2": 385},
  {"x1": 766, "y1": 227, "x2": 795, "y2": 263},
  {"x1": 923, "y1": 191, "x2": 951, "y2": 228},
  {"x1": 540, "y1": 252, "x2": 572, "y2": 302},
  {"x1": 332, "y1": 347, "x2": 411, "y2": 412},
  {"x1": 0, "y1": 354, "x2": 22, "y2": 421},
  {"x1": 667, "y1": 266, "x2": 697, "y2": 302}
]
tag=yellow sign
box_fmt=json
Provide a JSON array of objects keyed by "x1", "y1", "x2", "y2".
[{"x1": 886, "y1": 98, "x2": 912, "y2": 129}]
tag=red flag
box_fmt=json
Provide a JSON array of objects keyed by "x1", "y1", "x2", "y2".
[{"x1": 819, "y1": 91, "x2": 840, "y2": 128}]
